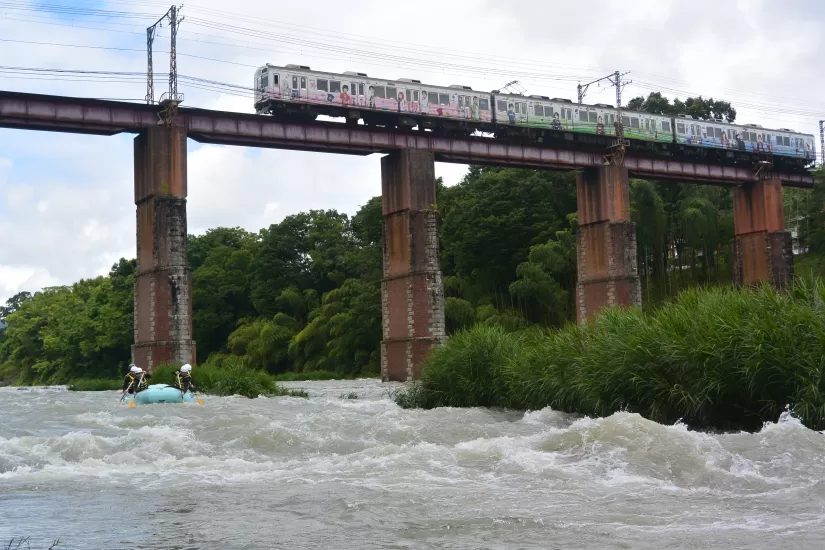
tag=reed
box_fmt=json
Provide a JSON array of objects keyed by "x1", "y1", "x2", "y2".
[{"x1": 397, "y1": 277, "x2": 825, "y2": 431}]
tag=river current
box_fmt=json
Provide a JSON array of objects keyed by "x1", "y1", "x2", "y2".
[{"x1": 2, "y1": 380, "x2": 825, "y2": 549}]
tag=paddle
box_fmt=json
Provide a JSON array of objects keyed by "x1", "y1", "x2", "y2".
[
  {"x1": 128, "y1": 373, "x2": 145, "y2": 408},
  {"x1": 117, "y1": 379, "x2": 134, "y2": 407}
]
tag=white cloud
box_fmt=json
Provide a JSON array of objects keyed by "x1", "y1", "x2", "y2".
[{"x1": 0, "y1": 0, "x2": 823, "y2": 304}]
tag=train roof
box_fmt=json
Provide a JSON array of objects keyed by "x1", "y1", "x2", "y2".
[{"x1": 261, "y1": 64, "x2": 491, "y2": 96}]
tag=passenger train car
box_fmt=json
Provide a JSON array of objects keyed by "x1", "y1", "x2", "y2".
[{"x1": 254, "y1": 64, "x2": 816, "y2": 166}]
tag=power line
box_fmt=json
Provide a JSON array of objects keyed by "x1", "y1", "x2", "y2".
[{"x1": 1, "y1": 1, "x2": 823, "y2": 130}]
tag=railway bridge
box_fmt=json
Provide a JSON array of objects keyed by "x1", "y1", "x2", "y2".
[{"x1": 0, "y1": 90, "x2": 814, "y2": 381}]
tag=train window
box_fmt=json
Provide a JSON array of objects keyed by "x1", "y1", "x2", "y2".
[
  {"x1": 677, "y1": 123, "x2": 686, "y2": 133},
  {"x1": 439, "y1": 93, "x2": 449, "y2": 105},
  {"x1": 497, "y1": 100, "x2": 506, "y2": 111},
  {"x1": 406, "y1": 90, "x2": 412, "y2": 102},
  {"x1": 330, "y1": 81, "x2": 341, "y2": 93},
  {"x1": 375, "y1": 86, "x2": 386, "y2": 99},
  {"x1": 662, "y1": 121, "x2": 671, "y2": 132},
  {"x1": 479, "y1": 98, "x2": 488, "y2": 110},
  {"x1": 589, "y1": 112, "x2": 598, "y2": 123},
  {"x1": 260, "y1": 72, "x2": 268, "y2": 90},
  {"x1": 317, "y1": 79, "x2": 329, "y2": 92},
  {"x1": 534, "y1": 105, "x2": 542, "y2": 116},
  {"x1": 301, "y1": 77, "x2": 307, "y2": 90},
  {"x1": 543, "y1": 106, "x2": 553, "y2": 117},
  {"x1": 387, "y1": 87, "x2": 397, "y2": 99},
  {"x1": 413, "y1": 91, "x2": 420, "y2": 101},
  {"x1": 358, "y1": 83, "x2": 365, "y2": 96},
  {"x1": 566, "y1": 108, "x2": 572, "y2": 120},
  {"x1": 273, "y1": 74, "x2": 279, "y2": 86},
  {"x1": 292, "y1": 76, "x2": 298, "y2": 89},
  {"x1": 713, "y1": 127, "x2": 721, "y2": 138},
  {"x1": 784, "y1": 136, "x2": 790, "y2": 146},
  {"x1": 608, "y1": 114, "x2": 615, "y2": 126},
  {"x1": 630, "y1": 118, "x2": 639, "y2": 128},
  {"x1": 580, "y1": 111, "x2": 589, "y2": 122},
  {"x1": 622, "y1": 116, "x2": 630, "y2": 127}
]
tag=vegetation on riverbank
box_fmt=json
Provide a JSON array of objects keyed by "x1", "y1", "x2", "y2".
[
  {"x1": 67, "y1": 379, "x2": 121, "y2": 391},
  {"x1": 396, "y1": 278, "x2": 825, "y2": 432}
]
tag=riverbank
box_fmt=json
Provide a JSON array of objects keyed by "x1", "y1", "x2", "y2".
[{"x1": 396, "y1": 278, "x2": 825, "y2": 432}]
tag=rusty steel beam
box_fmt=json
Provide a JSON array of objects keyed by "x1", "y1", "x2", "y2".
[{"x1": 0, "y1": 90, "x2": 815, "y2": 187}]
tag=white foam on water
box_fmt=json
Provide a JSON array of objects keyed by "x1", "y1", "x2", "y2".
[{"x1": 3, "y1": 382, "x2": 825, "y2": 548}]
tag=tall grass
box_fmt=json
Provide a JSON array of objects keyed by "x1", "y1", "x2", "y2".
[
  {"x1": 150, "y1": 358, "x2": 307, "y2": 399},
  {"x1": 397, "y1": 277, "x2": 825, "y2": 431}
]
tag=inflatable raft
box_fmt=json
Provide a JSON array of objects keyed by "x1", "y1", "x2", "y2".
[{"x1": 128, "y1": 384, "x2": 198, "y2": 405}]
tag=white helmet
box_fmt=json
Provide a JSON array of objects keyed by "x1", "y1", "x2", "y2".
[
  {"x1": 180, "y1": 364, "x2": 192, "y2": 373},
  {"x1": 129, "y1": 365, "x2": 139, "y2": 373},
  {"x1": 134, "y1": 367, "x2": 143, "y2": 373}
]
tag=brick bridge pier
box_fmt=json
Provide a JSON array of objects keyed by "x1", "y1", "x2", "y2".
[
  {"x1": 131, "y1": 127, "x2": 196, "y2": 369},
  {"x1": 131, "y1": 128, "x2": 794, "y2": 377}
]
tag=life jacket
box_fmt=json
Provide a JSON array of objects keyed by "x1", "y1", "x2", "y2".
[
  {"x1": 122, "y1": 372, "x2": 137, "y2": 393},
  {"x1": 175, "y1": 372, "x2": 193, "y2": 391},
  {"x1": 135, "y1": 373, "x2": 150, "y2": 391}
]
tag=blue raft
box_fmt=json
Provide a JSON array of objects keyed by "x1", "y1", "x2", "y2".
[{"x1": 128, "y1": 383, "x2": 197, "y2": 405}]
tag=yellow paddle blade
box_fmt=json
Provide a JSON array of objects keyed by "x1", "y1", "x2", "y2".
[
  {"x1": 128, "y1": 400, "x2": 135, "y2": 408},
  {"x1": 197, "y1": 397, "x2": 204, "y2": 405}
]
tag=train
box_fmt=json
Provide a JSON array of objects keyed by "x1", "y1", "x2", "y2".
[{"x1": 252, "y1": 63, "x2": 816, "y2": 169}]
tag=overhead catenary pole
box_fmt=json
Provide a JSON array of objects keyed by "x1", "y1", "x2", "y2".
[
  {"x1": 145, "y1": 5, "x2": 184, "y2": 106},
  {"x1": 598, "y1": 70, "x2": 632, "y2": 166},
  {"x1": 819, "y1": 120, "x2": 824, "y2": 166},
  {"x1": 577, "y1": 72, "x2": 621, "y2": 105}
]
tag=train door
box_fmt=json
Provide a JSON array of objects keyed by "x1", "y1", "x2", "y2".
[
  {"x1": 289, "y1": 74, "x2": 300, "y2": 100},
  {"x1": 516, "y1": 101, "x2": 528, "y2": 124},
  {"x1": 271, "y1": 71, "x2": 280, "y2": 99},
  {"x1": 300, "y1": 76, "x2": 307, "y2": 100}
]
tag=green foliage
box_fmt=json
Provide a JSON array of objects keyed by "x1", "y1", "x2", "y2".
[
  {"x1": 626, "y1": 91, "x2": 737, "y2": 122},
  {"x1": 150, "y1": 358, "x2": 306, "y2": 399},
  {"x1": 3, "y1": 131, "x2": 819, "y2": 390},
  {"x1": 0, "y1": 260, "x2": 134, "y2": 384},
  {"x1": 67, "y1": 378, "x2": 121, "y2": 391},
  {"x1": 398, "y1": 279, "x2": 825, "y2": 432}
]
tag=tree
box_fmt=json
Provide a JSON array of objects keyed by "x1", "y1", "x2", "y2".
[
  {"x1": 627, "y1": 92, "x2": 737, "y2": 123},
  {"x1": 0, "y1": 291, "x2": 32, "y2": 322}
]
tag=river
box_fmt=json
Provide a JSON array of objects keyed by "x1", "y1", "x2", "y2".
[{"x1": 2, "y1": 380, "x2": 825, "y2": 549}]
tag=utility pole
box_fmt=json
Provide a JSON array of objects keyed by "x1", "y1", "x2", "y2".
[{"x1": 146, "y1": 5, "x2": 184, "y2": 125}]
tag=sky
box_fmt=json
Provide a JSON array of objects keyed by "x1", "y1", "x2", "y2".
[{"x1": 0, "y1": 0, "x2": 823, "y2": 304}]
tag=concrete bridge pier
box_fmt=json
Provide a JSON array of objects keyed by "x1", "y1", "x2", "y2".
[
  {"x1": 380, "y1": 150, "x2": 445, "y2": 382},
  {"x1": 732, "y1": 178, "x2": 794, "y2": 289},
  {"x1": 132, "y1": 126, "x2": 196, "y2": 372},
  {"x1": 575, "y1": 166, "x2": 642, "y2": 322}
]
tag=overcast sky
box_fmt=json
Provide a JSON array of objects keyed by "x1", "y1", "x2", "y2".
[{"x1": 0, "y1": 0, "x2": 823, "y2": 304}]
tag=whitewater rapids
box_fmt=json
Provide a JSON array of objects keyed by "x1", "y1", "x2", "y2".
[{"x1": 2, "y1": 380, "x2": 825, "y2": 549}]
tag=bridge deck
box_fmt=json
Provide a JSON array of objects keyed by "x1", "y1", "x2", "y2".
[{"x1": 0, "y1": 90, "x2": 814, "y2": 187}]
